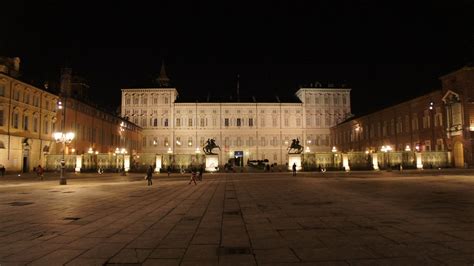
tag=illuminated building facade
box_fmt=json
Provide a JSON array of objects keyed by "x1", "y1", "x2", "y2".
[
  {"x1": 331, "y1": 66, "x2": 474, "y2": 168},
  {"x1": 121, "y1": 65, "x2": 352, "y2": 165},
  {"x1": 0, "y1": 57, "x2": 60, "y2": 172}
]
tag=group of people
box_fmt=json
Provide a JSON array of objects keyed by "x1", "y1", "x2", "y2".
[{"x1": 145, "y1": 164, "x2": 205, "y2": 186}]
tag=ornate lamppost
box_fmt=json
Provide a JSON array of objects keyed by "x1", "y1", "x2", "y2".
[{"x1": 52, "y1": 132, "x2": 75, "y2": 185}]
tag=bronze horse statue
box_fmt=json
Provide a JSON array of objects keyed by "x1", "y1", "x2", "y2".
[
  {"x1": 203, "y1": 138, "x2": 221, "y2": 155},
  {"x1": 287, "y1": 138, "x2": 304, "y2": 154}
]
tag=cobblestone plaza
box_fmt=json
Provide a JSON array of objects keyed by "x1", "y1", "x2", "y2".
[{"x1": 1, "y1": 171, "x2": 474, "y2": 265}]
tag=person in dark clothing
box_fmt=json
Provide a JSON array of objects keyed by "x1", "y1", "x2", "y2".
[
  {"x1": 189, "y1": 167, "x2": 197, "y2": 185},
  {"x1": 36, "y1": 165, "x2": 44, "y2": 181},
  {"x1": 198, "y1": 164, "x2": 204, "y2": 181},
  {"x1": 146, "y1": 165, "x2": 153, "y2": 186},
  {"x1": 292, "y1": 162, "x2": 297, "y2": 176},
  {"x1": 0, "y1": 164, "x2": 5, "y2": 176},
  {"x1": 167, "y1": 165, "x2": 171, "y2": 176}
]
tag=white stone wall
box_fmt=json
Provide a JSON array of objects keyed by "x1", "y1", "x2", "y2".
[{"x1": 121, "y1": 87, "x2": 351, "y2": 165}]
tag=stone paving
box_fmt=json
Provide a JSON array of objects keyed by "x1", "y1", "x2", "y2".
[{"x1": 0, "y1": 170, "x2": 474, "y2": 265}]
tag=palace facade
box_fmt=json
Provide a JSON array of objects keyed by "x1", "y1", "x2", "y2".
[
  {"x1": 0, "y1": 57, "x2": 141, "y2": 173},
  {"x1": 0, "y1": 57, "x2": 60, "y2": 172},
  {"x1": 121, "y1": 65, "x2": 352, "y2": 165},
  {"x1": 57, "y1": 68, "x2": 142, "y2": 156},
  {"x1": 331, "y1": 66, "x2": 474, "y2": 168}
]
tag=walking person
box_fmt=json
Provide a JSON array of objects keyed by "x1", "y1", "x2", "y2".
[
  {"x1": 36, "y1": 165, "x2": 44, "y2": 181},
  {"x1": 292, "y1": 162, "x2": 297, "y2": 176},
  {"x1": 146, "y1": 165, "x2": 153, "y2": 186},
  {"x1": 198, "y1": 164, "x2": 204, "y2": 181},
  {"x1": 167, "y1": 165, "x2": 171, "y2": 177},
  {"x1": 0, "y1": 164, "x2": 5, "y2": 176},
  {"x1": 189, "y1": 167, "x2": 197, "y2": 185}
]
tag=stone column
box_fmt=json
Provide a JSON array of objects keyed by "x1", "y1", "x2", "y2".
[
  {"x1": 342, "y1": 153, "x2": 350, "y2": 171},
  {"x1": 75, "y1": 155, "x2": 82, "y2": 173},
  {"x1": 124, "y1": 155, "x2": 131, "y2": 172},
  {"x1": 372, "y1": 153, "x2": 379, "y2": 170},
  {"x1": 416, "y1": 152, "x2": 423, "y2": 169},
  {"x1": 155, "y1": 155, "x2": 162, "y2": 173}
]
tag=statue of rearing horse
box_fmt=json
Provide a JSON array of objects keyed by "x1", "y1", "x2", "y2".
[
  {"x1": 203, "y1": 138, "x2": 221, "y2": 155},
  {"x1": 287, "y1": 138, "x2": 304, "y2": 154}
]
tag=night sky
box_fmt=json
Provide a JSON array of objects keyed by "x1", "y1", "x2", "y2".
[{"x1": 2, "y1": 1, "x2": 473, "y2": 115}]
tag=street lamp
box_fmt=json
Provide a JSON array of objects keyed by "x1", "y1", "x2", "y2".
[{"x1": 53, "y1": 132, "x2": 75, "y2": 185}]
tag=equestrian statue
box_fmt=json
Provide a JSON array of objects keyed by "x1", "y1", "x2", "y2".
[
  {"x1": 287, "y1": 138, "x2": 304, "y2": 154},
  {"x1": 203, "y1": 138, "x2": 221, "y2": 155}
]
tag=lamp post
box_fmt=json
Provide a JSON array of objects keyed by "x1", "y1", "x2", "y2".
[{"x1": 53, "y1": 132, "x2": 75, "y2": 185}]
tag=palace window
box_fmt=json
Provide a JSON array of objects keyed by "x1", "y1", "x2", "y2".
[
  {"x1": 249, "y1": 118, "x2": 253, "y2": 127},
  {"x1": 188, "y1": 118, "x2": 193, "y2": 127},
  {"x1": 296, "y1": 118, "x2": 301, "y2": 127},
  {"x1": 43, "y1": 120, "x2": 48, "y2": 134},
  {"x1": 0, "y1": 84, "x2": 5, "y2": 96},
  {"x1": 164, "y1": 118, "x2": 169, "y2": 127},
  {"x1": 23, "y1": 115, "x2": 29, "y2": 131},
  {"x1": 412, "y1": 116, "x2": 419, "y2": 131},
  {"x1": 200, "y1": 118, "x2": 205, "y2": 127},
  {"x1": 224, "y1": 118, "x2": 229, "y2": 127},
  {"x1": 404, "y1": 115, "x2": 410, "y2": 133},
  {"x1": 125, "y1": 97, "x2": 131, "y2": 105},
  {"x1": 237, "y1": 118, "x2": 241, "y2": 127},
  {"x1": 0, "y1": 110, "x2": 3, "y2": 126},
  {"x1": 12, "y1": 112, "x2": 19, "y2": 129},
  {"x1": 284, "y1": 118, "x2": 289, "y2": 127},
  {"x1": 176, "y1": 118, "x2": 180, "y2": 127}
]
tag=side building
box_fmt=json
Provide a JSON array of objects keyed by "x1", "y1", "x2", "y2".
[
  {"x1": 0, "y1": 57, "x2": 61, "y2": 172},
  {"x1": 121, "y1": 64, "x2": 351, "y2": 167},
  {"x1": 330, "y1": 66, "x2": 474, "y2": 168},
  {"x1": 54, "y1": 68, "x2": 142, "y2": 156}
]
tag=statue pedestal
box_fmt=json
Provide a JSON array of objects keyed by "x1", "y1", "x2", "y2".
[
  {"x1": 288, "y1": 154, "x2": 302, "y2": 171},
  {"x1": 205, "y1": 155, "x2": 219, "y2": 172}
]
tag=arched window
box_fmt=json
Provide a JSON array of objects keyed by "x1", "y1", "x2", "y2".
[{"x1": 153, "y1": 118, "x2": 158, "y2": 127}]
